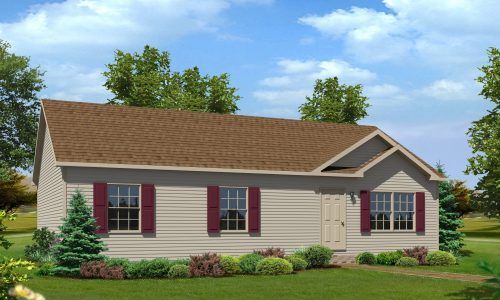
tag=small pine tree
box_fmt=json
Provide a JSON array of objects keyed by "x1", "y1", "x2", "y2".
[
  {"x1": 437, "y1": 165, "x2": 465, "y2": 253},
  {"x1": 53, "y1": 191, "x2": 106, "y2": 273}
]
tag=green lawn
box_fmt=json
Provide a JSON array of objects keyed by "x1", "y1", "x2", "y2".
[
  {"x1": 25, "y1": 268, "x2": 488, "y2": 300},
  {"x1": 1, "y1": 214, "x2": 497, "y2": 299},
  {"x1": 461, "y1": 217, "x2": 500, "y2": 239},
  {"x1": 4, "y1": 211, "x2": 37, "y2": 235}
]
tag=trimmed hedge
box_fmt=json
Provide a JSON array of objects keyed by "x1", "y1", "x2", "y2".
[
  {"x1": 376, "y1": 251, "x2": 403, "y2": 265},
  {"x1": 303, "y1": 245, "x2": 333, "y2": 268},
  {"x1": 285, "y1": 255, "x2": 307, "y2": 271},
  {"x1": 168, "y1": 264, "x2": 190, "y2": 278},
  {"x1": 220, "y1": 255, "x2": 240, "y2": 274},
  {"x1": 427, "y1": 251, "x2": 456, "y2": 266},
  {"x1": 396, "y1": 257, "x2": 419, "y2": 267},
  {"x1": 126, "y1": 258, "x2": 172, "y2": 279},
  {"x1": 355, "y1": 252, "x2": 376, "y2": 265},
  {"x1": 256, "y1": 257, "x2": 293, "y2": 275},
  {"x1": 239, "y1": 253, "x2": 264, "y2": 274}
]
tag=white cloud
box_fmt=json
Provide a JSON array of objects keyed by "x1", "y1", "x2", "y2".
[
  {"x1": 299, "y1": 1, "x2": 500, "y2": 65},
  {"x1": 364, "y1": 84, "x2": 410, "y2": 106},
  {"x1": 253, "y1": 89, "x2": 309, "y2": 105},
  {"x1": 421, "y1": 79, "x2": 469, "y2": 100}
]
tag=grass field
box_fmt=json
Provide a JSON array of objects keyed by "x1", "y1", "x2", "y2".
[
  {"x1": 1, "y1": 214, "x2": 497, "y2": 299},
  {"x1": 3, "y1": 211, "x2": 37, "y2": 235}
]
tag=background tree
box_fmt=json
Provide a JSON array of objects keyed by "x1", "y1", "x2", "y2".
[
  {"x1": 299, "y1": 77, "x2": 369, "y2": 124},
  {"x1": 465, "y1": 47, "x2": 500, "y2": 218},
  {"x1": 437, "y1": 165, "x2": 465, "y2": 253},
  {"x1": 0, "y1": 40, "x2": 45, "y2": 171},
  {"x1": 0, "y1": 172, "x2": 36, "y2": 212},
  {"x1": 103, "y1": 45, "x2": 240, "y2": 114},
  {"x1": 452, "y1": 180, "x2": 474, "y2": 217},
  {"x1": 53, "y1": 191, "x2": 106, "y2": 274}
]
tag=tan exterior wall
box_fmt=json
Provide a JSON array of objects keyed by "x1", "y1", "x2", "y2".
[
  {"x1": 36, "y1": 126, "x2": 65, "y2": 231},
  {"x1": 61, "y1": 151, "x2": 438, "y2": 260},
  {"x1": 334, "y1": 136, "x2": 389, "y2": 167}
]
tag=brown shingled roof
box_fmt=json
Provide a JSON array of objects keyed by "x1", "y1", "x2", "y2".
[{"x1": 41, "y1": 99, "x2": 378, "y2": 172}]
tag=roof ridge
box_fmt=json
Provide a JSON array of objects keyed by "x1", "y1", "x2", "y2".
[{"x1": 41, "y1": 98, "x2": 379, "y2": 130}]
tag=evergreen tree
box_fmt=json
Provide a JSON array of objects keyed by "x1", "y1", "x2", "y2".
[
  {"x1": 53, "y1": 191, "x2": 106, "y2": 273},
  {"x1": 437, "y1": 165, "x2": 465, "y2": 253}
]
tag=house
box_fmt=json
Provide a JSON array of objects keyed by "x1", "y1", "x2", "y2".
[{"x1": 33, "y1": 99, "x2": 444, "y2": 260}]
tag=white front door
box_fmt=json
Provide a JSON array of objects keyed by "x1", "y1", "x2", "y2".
[{"x1": 321, "y1": 190, "x2": 346, "y2": 250}]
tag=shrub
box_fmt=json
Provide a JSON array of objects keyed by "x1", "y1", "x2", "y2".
[
  {"x1": 125, "y1": 260, "x2": 150, "y2": 279},
  {"x1": 220, "y1": 255, "x2": 240, "y2": 274},
  {"x1": 171, "y1": 258, "x2": 190, "y2": 266},
  {"x1": 189, "y1": 253, "x2": 225, "y2": 277},
  {"x1": 285, "y1": 255, "x2": 307, "y2": 271},
  {"x1": 355, "y1": 252, "x2": 376, "y2": 265},
  {"x1": 168, "y1": 264, "x2": 190, "y2": 278},
  {"x1": 396, "y1": 257, "x2": 419, "y2": 267},
  {"x1": 376, "y1": 250, "x2": 403, "y2": 265},
  {"x1": 80, "y1": 261, "x2": 124, "y2": 279},
  {"x1": 253, "y1": 247, "x2": 285, "y2": 258},
  {"x1": 403, "y1": 246, "x2": 428, "y2": 265},
  {"x1": 239, "y1": 253, "x2": 264, "y2": 274},
  {"x1": 143, "y1": 258, "x2": 172, "y2": 278},
  {"x1": 256, "y1": 257, "x2": 293, "y2": 275},
  {"x1": 24, "y1": 227, "x2": 58, "y2": 263},
  {"x1": 303, "y1": 245, "x2": 333, "y2": 268},
  {"x1": 293, "y1": 248, "x2": 306, "y2": 260},
  {"x1": 427, "y1": 251, "x2": 456, "y2": 266},
  {"x1": 0, "y1": 256, "x2": 35, "y2": 298},
  {"x1": 105, "y1": 257, "x2": 130, "y2": 269},
  {"x1": 36, "y1": 263, "x2": 56, "y2": 276}
]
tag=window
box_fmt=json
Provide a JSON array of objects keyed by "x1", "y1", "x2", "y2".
[
  {"x1": 370, "y1": 192, "x2": 415, "y2": 231},
  {"x1": 394, "y1": 193, "x2": 414, "y2": 230},
  {"x1": 219, "y1": 187, "x2": 247, "y2": 231},
  {"x1": 108, "y1": 184, "x2": 140, "y2": 231},
  {"x1": 370, "y1": 192, "x2": 391, "y2": 230}
]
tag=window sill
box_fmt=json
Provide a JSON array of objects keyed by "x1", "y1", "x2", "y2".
[
  {"x1": 107, "y1": 230, "x2": 142, "y2": 234},
  {"x1": 220, "y1": 230, "x2": 249, "y2": 234},
  {"x1": 370, "y1": 230, "x2": 416, "y2": 233}
]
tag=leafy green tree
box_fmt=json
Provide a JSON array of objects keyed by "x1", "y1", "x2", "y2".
[
  {"x1": 0, "y1": 172, "x2": 36, "y2": 212},
  {"x1": 0, "y1": 40, "x2": 45, "y2": 171},
  {"x1": 299, "y1": 77, "x2": 369, "y2": 124},
  {"x1": 452, "y1": 180, "x2": 474, "y2": 217},
  {"x1": 103, "y1": 45, "x2": 240, "y2": 114},
  {"x1": 437, "y1": 165, "x2": 465, "y2": 253},
  {"x1": 465, "y1": 47, "x2": 500, "y2": 218},
  {"x1": 53, "y1": 191, "x2": 106, "y2": 274}
]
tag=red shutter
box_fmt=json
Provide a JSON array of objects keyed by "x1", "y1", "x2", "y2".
[
  {"x1": 141, "y1": 184, "x2": 155, "y2": 233},
  {"x1": 360, "y1": 190, "x2": 370, "y2": 233},
  {"x1": 207, "y1": 186, "x2": 220, "y2": 233},
  {"x1": 416, "y1": 192, "x2": 425, "y2": 232},
  {"x1": 93, "y1": 183, "x2": 108, "y2": 234},
  {"x1": 248, "y1": 187, "x2": 261, "y2": 233}
]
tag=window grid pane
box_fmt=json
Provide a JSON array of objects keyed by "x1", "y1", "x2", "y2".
[
  {"x1": 370, "y1": 192, "x2": 391, "y2": 230},
  {"x1": 220, "y1": 187, "x2": 247, "y2": 231},
  {"x1": 393, "y1": 193, "x2": 414, "y2": 231},
  {"x1": 108, "y1": 184, "x2": 140, "y2": 231}
]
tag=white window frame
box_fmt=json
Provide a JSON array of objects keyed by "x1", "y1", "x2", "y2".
[
  {"x1": 107, "y1": 183, "x2": 141, "y2": 233},
  {"x1": 219, "y1": 186, "x2": 248, "y2": 233},
  {"x1": 370, "y1": 191, "x2": 416, "y2": 232}
]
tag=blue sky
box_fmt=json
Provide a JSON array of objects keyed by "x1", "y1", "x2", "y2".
[{"x1": 1, "y1": 0, "x2": 499, "y2": 186}]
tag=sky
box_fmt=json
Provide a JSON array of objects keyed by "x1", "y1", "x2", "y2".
[{"x1": 1, "y1": 0, "x2": 498, "y2": 187}]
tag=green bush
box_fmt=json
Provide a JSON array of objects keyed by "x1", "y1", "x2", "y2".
[
  {"x1": 285, "y1": 255, "x2": 307, "y2": 271},
  {"x1": 355, "y1": 252, "x2": 376, "y2": 265},
  {"x1": 376, "y1": 250, "x2": 403, "y2": 265},
  {"x1": 256, "y1": 257, "x2": 293, "y2": 275},
  {"x1": 105, "y1": 257, "x2": 130, "y2": 269},
  {"x1": 293, "y1": 248, "x2": 306, "y2": 260},
  {"x1": 126, "y1": 258, "x2": 172, "y2": 278},
  {"x1": 168, "y1": 264, "x2": 190, "y2": 278},
  {"x1": 395, "y1": 257, "x2": 419, "y2": 267},
  {"x1": 303, "y1": 245, "x2": 333, "y2": 268},
  {"x1": 239, "y1": 253, "x2": 264, "y2": 274},
  {"x1": 24, "y1": 227, "x2": 57, "y2": 263},
  {"x1": 220, "y1": 255, "x2": 240, "y2": 274},
  {"x1": 35, "y1": 262, "x2": 56, "y2": 276},
  {"x1": 171, "y1": 258, "x2": 190, "y2": 266},
  {"x1": 427, "y1": 251, "x2": 456, "y2": 266}
]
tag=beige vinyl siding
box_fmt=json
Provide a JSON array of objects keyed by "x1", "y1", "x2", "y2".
[
  {"x1": 37, "y1": 126, "x2": 65, "y2": 231},
  {"x1": 63, "y1": 150, "x2": 438, "y2": 260},
  {"x1": 334, "y1": 136, "x2": 390, "y2": 167}
]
